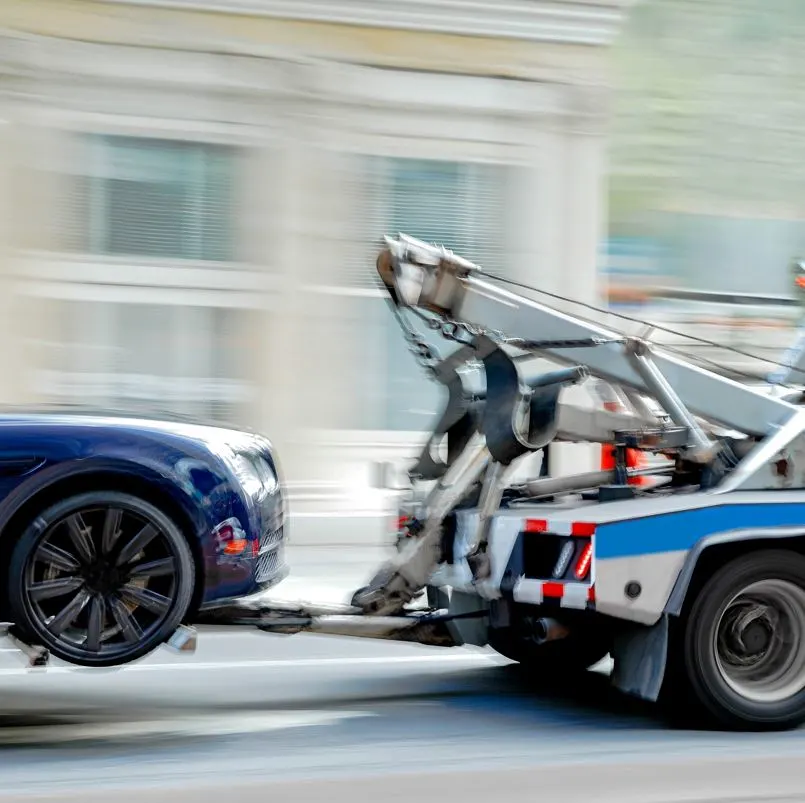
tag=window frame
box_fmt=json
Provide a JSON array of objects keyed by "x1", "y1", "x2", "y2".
[
  {"x1": 332, "y1": 153, "x2": 512, "y2": 432},
  {"x1": 31, "y1": 299, "x2": 258, "y2": 423},
  {"x1": 75, "y1": 133, "x2": 237, "y2": 264},
  {"x1": 15, "y1": 102, "x2": 282, "y2": 293},
  {"x1": 11, "y1": 110, "x2": 279, "y2": 420}
]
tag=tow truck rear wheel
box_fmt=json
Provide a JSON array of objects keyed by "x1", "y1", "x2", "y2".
[{"x1": 673, "y1": 549, "x2": 805, "y2": 731}]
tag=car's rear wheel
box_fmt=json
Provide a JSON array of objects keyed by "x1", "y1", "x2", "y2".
[
  {"x1": 8, "y1": 491, "x2": 195, "y2": 667},
  {"x1": 671, "y1": 550, "x2": 805, "y2": 731}
]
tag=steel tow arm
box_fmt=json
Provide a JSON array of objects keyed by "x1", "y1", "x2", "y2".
[
  {"x1": 350, "y1": 234, "x2": 805, "y2": 617},
  {"x1": 352, "y1": 253, "x2": 589, "y2": 615}
]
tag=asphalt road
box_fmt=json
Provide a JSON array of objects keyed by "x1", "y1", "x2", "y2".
[{"x1": 0, "y1": 547, "x2": 804, "y2": 802}]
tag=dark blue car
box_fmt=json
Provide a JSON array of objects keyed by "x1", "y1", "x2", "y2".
[{"x1": 0, "y1": 407, "x2": 287, "y2": 667}]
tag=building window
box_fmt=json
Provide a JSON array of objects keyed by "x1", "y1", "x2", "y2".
[
  {"x1": 59, "y1": 134, "x2": 236, "y2": 262},
  {"x1": 33, "y1": 300, "x2": 255, "y2": 425},
  {"x1": 387, "y1": 157, "x2": 506, "y2": 274},
  {"x1": 345, "y1": 155, "x2": 508, "y2": 288},
  {"x1": 345, "y1": 155, "x2": 510, "y2": 431}
]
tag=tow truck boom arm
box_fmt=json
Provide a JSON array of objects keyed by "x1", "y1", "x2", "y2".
[{"x1": 379, "y1": 234, "x2": 799, "y2": 440}]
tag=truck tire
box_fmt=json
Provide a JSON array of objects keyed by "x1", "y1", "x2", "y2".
[{"x1": 672, "y1": 549, "x2": 805, "y2": 731}]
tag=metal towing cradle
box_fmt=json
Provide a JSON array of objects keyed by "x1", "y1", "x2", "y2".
[{"x1": 12, "y1": 234, "x2": 805, "y2": 731}]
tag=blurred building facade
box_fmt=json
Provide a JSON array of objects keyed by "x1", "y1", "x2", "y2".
[
  {"x1": 0, "y1": 0, "x2": 630, "y2": 516},
  {"x1": 609, "y1": 0, "x2": 805, "y2": 300}
]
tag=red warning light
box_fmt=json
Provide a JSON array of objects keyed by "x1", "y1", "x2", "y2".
[{"x1": 574, "y1": 542, "x2": 593, "y2": 580}]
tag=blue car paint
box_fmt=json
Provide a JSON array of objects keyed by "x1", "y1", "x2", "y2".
[
  {"x1": 0, "y1": 411, "x2": 284, "y2": 611},
  {"x1": 596, "y1": 500, "x2": 805, "y2": 560}
]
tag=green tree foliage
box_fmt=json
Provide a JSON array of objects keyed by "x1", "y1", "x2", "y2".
[{"x1": 609, "y1": 0, "x2": 805, "y2": 230}]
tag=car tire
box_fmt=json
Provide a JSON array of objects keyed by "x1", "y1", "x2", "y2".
[
  {"x1": 671, "y1": 549, "x2": 805, "y2": 731},
  {"x1": 8, "y1": 490, "x2": 195, "y2": 668}
]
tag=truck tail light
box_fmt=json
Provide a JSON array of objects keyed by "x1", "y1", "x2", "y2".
[
  {"x1": 552, "y1": 540, "x2": 575, "y2": 579},
  {"x1": 574, "y1": 542, "x2": 593, "y2": 580}
]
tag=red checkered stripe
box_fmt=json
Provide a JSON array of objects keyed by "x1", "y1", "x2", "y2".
[{"x1": 512, "y1": 518, "x2": 596, "y2": 611}]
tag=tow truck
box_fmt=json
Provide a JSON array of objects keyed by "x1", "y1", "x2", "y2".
[
  {"x1": 201, "y1": 233, "x2": 805, "y2": 732},
  {"x1": 14, "y1": 233, "x2": 805, "y2": 732}
]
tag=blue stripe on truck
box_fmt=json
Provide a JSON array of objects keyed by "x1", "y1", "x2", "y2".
[{"x1": 595, "y1": 502, "x2": 805, "y2": 559}]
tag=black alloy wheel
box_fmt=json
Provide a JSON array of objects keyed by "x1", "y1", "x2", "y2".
[{"x1": 8, "y1": 491, "x2": 195, "y2": 667}]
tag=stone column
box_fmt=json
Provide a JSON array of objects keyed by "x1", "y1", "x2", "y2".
[
  {"x1": 560, "y1": 85, "x2": 610, "y2": 308},
  {"x1": 506, "y1": 84, "x2": 612, "y2": 478},
  {"x1": 555, "y1": 85, "x2": 612, "y2": 476},
  {"x1": 506, "y1": 124, "x2": 566, "y2": 293},
  {"x1": 250, "y1": 133, "x2": 306, "y2": 478},
  {"x1": 24, "y1": 119, "x2": 84, "y2": 406},
  {"x1": 0, "y1": 112, "x2": 19, "y2": 405},
  {"x1": 252, "y1": 98, "x2": 359, "y2": 487},
  {"x1": 0, "y1": 112, "x2": 66, "y2": 406},
  {"x1": 242, "y1": 140, "x2": 284, "y2": 435}
]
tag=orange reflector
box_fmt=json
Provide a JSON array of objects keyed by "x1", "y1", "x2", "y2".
[
  {"x1": 223, "y1": 540, "x2": 247, "y2": 556},
  {"x1": 571, "y1": 522, "x2": 596, "y2": 537},
  {"x1": 525, "y1": 519, "x2": 548, "y2": 533},
  {"x1": 574, "y1": 542, "x2": 593, "y2": 580}
]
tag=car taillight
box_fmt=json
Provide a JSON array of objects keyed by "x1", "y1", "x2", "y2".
[{"x1": 213, "y1": 518, "x2": 249, "y2": 556}]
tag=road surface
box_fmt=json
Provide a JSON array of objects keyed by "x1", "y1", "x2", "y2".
[{"x1": 0, "y1": 546, "x2": 803, "y2": 803}]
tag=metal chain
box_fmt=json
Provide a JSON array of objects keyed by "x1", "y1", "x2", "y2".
[
  {"x1": 392, "y1": 306, "x2": 507, "y2": 375},
  {"x1": 389, "y1": 302, "x2": 441, "y2": 373},
  {"x1": 391, "y1": 299, "x2": 618, "y2": 378}
]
